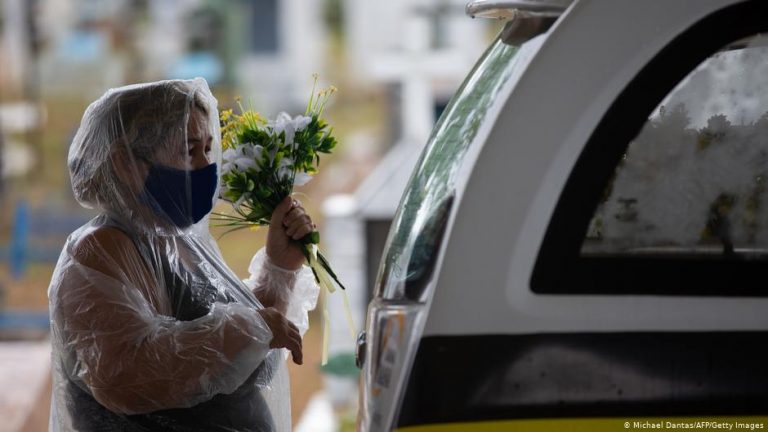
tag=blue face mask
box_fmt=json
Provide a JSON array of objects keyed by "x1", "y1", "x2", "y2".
[{"x1": 142, "y1": 163, "x2": 218, "y2": 228}]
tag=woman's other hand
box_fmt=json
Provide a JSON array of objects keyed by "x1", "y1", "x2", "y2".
[
  {"x1": 266, "y1": 196, "x2": 315, "y2": 270},
  {"x1": 257, "y1": 307, "x2": 303, "y2": 365}
]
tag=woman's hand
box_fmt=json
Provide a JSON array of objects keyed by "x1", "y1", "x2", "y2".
[
  {"x1": 266, "y1": 196, "x2": 315, "y2": 270},
  {"x1": 257, "y1": 307, "x2": 303, "y2": 365}
]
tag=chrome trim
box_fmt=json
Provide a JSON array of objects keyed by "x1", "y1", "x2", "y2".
[
  {"x1": 356, "y1": 330, "x2": 367, "y2": 369},
  {"x1": 500, "y1": 13, "x2": 558, "y2": 45},
  {"x1": 466, "y1": 0, "x2": 572, "y2": 19}
]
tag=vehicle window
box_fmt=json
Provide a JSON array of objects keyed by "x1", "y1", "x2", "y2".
[
  {"x1": 584, "y1": 34, "x2": 768, "y2": 259},
  {"x1": 532, "y1": 17, "x2": 768, "y2": 295},
  {"x1": 376, "y1": 37, "x2": 519, "y2": 300}
]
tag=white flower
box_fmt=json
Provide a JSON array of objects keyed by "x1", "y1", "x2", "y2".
[
  {"x1": 293, "y1": 172, "x2": 314, "y2": 186},
  {"x1": 222, "y1": 148, "x2": 238, "y2": 174},
  {"x1": 278, "y1": 157, "x2": 294, "y2": 180},
  {"x1": 269, "y1": 112, "x2": 312, "y2": 148},
  {"x1": 277, "y1": 157, "x2": 314, "y2": 186},
  {"x1": 293, "y1": 115, "x2": 312, "y2": 131},
  {"x1": 223, "y1": 144, "x2": 263, "y2": 173}
]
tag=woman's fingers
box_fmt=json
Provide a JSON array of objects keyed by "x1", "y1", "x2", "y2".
[
  {"x1": 283, "y1": 205, "x2": 307, "y2": 227},
  {"x1": 285, "y1": 325, "x2": 303, "y2": 364},
  {"x1": 284, "y1": 214, "x2": 304, "y2": 233},
  {"x1": 283, "y1": 334, "x2": 302, "y2": 364},
  {"x1": 284, "y1": 320, "x2": 301, "y2": 342},
  {"x1": 292, "y1": 224, "x2": 314, "y2": 240},
  {"x1": 281, "y1": 199, "x2": 315, "y2": 241},
  {"x1": 271, "y1": 196, "x2": 295, "y2": 225},
  {"x1": 290, "y1": 345, "x2": 303, "y2": 365},
  {"x1": 286, "y1": 216, "x2": 313, "y2": 238},
  {"x1": 261, "y1": 308, "x2": 304, "y2": 364}
]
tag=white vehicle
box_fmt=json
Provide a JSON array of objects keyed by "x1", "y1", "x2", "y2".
[{"x1": 355, "y1": 1, "x2": 768, "y2": 431}]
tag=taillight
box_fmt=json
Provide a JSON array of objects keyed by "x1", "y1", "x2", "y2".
[{"x1": 357, "y1": 299, "x2": 427, "y2": 431}]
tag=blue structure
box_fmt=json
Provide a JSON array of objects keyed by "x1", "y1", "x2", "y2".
[
  {"x1": 0, "y1": 200, "x2": 90, "y2": 279},
  {"x1": 10, "y1": 200, "x2": 29, "y2": 279}
]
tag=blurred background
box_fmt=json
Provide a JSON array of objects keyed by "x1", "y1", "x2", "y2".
[{"x1": 0, "y1": 0, "x2": 498, "y2": 430}]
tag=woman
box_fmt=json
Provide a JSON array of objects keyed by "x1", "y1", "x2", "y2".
[{"x1": 49, "y1": 78, "x2": 320, "y2": 431}]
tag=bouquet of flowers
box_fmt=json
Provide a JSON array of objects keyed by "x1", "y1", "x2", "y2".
[{"x1": 216, "y1": 77, "x2": 355, "y2": 361}]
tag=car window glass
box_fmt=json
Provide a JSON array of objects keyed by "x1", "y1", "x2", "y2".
[
  {"x1": 582, "y1": 34, "x2": 768, "y2": 258},
  {"x1": 376, "y1": 37, "x2": 520, "y2": 299}
]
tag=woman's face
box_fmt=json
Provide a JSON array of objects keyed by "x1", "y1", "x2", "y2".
[
  {"x1": 185, "y1": 108, "x2": 214, "y2": 170},
  {"x1": 111, "y1": 105, "x2": 218, "y2": 213},
  {"x1": 156, "y1": 107, "x2": 214, "y2": 171}
]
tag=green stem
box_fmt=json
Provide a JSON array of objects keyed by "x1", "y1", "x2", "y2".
[
  {"x1": 317, "y1": 250, "x2": 346, "y2": 290},
  {"x1": 298, "y1": 241, "x2": 346, "y2": 291}
]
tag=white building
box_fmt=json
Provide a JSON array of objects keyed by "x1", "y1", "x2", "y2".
[
  {"x1": 233, "y1": 0, "x2": 326, "y2": 114},
  {"x1": 147, "y1": 0, "x2": 327, "y2": 113}
]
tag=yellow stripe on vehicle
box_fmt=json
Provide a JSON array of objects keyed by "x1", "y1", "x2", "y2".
[{"x1": 396, "y1": 416, "x2": 768, "y2": 432}]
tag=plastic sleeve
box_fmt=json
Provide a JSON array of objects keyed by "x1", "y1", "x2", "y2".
[{"x1": 243, "y1": 248, "x2": 319, "y2": 337}]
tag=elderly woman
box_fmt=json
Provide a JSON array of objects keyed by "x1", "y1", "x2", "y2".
[{"x1": 48, "y1": 79, "x2": 319, "y2": 431}]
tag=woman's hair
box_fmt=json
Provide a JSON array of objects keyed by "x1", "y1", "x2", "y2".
[{"x1": 69, "y1": 79, "x2": 213, "y2": 215}]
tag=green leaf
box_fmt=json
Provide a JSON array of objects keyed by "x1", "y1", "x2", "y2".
[
  {"x1": 319, "y1": 352, "x2": 359, "y2": 378},
  {"x1": 300, "y1": 230, "x2": 320, "y2": 245},
  {"x1": 224, "y1": 189, "x2": 241, "y2": 201},
  {"x1": 241, "y1": 128, "x2": 263, "y2": 143},
  {"x1": 257, "y1": 188, "x2": 272, "y2": 199}
]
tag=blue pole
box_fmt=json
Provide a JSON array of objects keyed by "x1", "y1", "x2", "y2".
[{"x1": 10, "y1": 200, "x2": 29, "y2": 279}]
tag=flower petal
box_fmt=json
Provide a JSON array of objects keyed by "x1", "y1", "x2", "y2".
[
  {"x1": 293, "y1": 172, "x2": 313, "y2": 186},
  {"x1": 234, "y1": 157, "x2": 257, "y2": 171},
  {"x1": 293, "y1": 115, "x2": 312, "y2": 131},
  {"x1": 222, "y1": 148, "x2": 238, "y2": 162}
]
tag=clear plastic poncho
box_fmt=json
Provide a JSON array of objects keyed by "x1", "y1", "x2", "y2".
[{"x1": 48, "y1": 78, "x2": 319, "y2": 431}]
